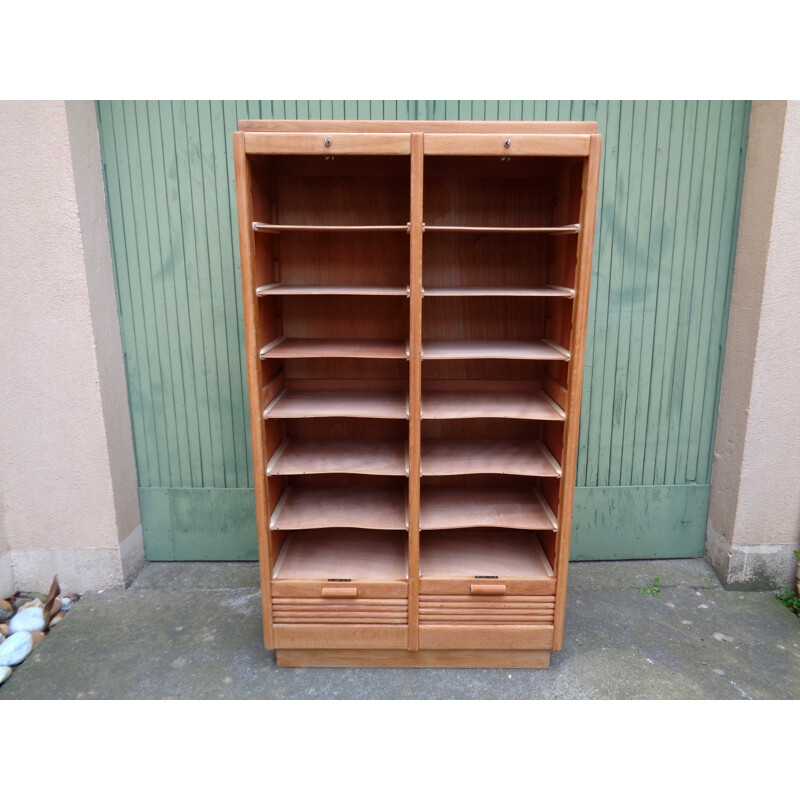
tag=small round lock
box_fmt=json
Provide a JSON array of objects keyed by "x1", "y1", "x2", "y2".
[
  {"x1": 324, "y1": 137, "x2": 332, "y2": 147},
  {"x1": 504, "y1": 138, "x2": 511, "y2": 149}
]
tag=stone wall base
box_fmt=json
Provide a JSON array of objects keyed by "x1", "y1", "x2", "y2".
[
  {"x1": 705, "y1": 521, "x2": 799, "y2": 590},
  {"x1": 6, "y1": 524, "x2": 144, "y2": 595}
]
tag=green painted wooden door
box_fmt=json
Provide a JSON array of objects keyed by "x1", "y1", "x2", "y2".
[{"x1": 96, "y1": 100, "x2": 750, "y2": 560}]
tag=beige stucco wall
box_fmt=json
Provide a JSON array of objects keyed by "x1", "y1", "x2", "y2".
[
  {"x1": 0, "y1": 100, "x2": 143, "y2": 592},
  {"x1": 706, "y1": 100, "x2": 800, "y2": 588}
]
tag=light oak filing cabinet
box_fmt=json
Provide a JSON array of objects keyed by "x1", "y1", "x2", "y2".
[{"x1": 234, "y1": 120, "x2": 601, "y2": 668}]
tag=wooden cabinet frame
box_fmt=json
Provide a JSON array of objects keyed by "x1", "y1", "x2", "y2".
[{"x1": 234, "y1": 121, "x2": 601, "y2": 668}]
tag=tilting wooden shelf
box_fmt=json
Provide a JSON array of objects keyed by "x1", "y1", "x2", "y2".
[
  {"x1": 420, "y1": 530, "x2": 554, "y2": 579},
  {"x1": 421, "y1": 339, "x2": 570, "y2": 361},
  {"x1": 235, "y1": 120, "x2": 600, "y2": 668},
  {"x1": 260, "y1": 337, "x2": 409, "y2": 360},
  {"x1": 271, "y1": 487, "x2": 409, "y2": 531},
  {"x1": 421, "y1": 390, "x2": 565, "y2": 420},
  {"x1": 267, "y1": 439, "x2": 408, "y2": 476},
  {"x1": 423, "y1": 285, "x2": 574, "y2": 298},
  {"x1": 423, "y1": 224, "x2": 580, "y2": 234},
  {"x1": 421, "y1": 439, "x2": 561, "y2": 477},
  {"x1": 419, "y1": 487, "x2": 558, "y2": 531},
  {"x1": 273, "y1": 530, "x2": 408, "y2": 581},
  {"x1": 253, "y1": 222, "x2": 409, "y2": 233},
  {"x1": 257, "y1": 283, "x2": 410, "y2": 297},
  {"x1": 264, "y1": 389, "x2": 409, "y2": 420}
]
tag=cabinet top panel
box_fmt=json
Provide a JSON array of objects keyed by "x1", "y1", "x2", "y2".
[{"x1": 238, "y1": 119, "x2": 599, "y2": 134}]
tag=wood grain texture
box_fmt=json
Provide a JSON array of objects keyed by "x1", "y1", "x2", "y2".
[
  {"x1": 270, "y1": 487, "x2": 408, "y2": 530},
  {"x1": 423, "y1": 133, "x2": 591, "y2": 156},
  {"x1": 421, "y1": 439, "x2": 560, "y2": 477},
  {"x1": 275, "y1": 648, "x2": 551, "y2": 668},
  {"x1": 267, "y1": 438, "x2": 407, "y2": 476},
  {"x1": 272, "y1": 530, "x2": 407, "y2": 580},
  {"x1": 418, "y1": 624, "x2": 554, "y2": 650},
  {"x1": 419, "y1": 488, "x2": 557, "y2": 531}
]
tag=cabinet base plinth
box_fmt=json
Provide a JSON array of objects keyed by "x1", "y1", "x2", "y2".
[{"x1": 275, "y1": 648, "x2": 551, "y2": 669}]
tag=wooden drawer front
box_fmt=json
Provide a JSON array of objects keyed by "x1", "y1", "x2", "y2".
[
  {"x1": 420, "y1": 595, "x2": 555, "y2": 626},
  {"x1": 419, "y1": 625, "x2": 554, "y2": 651},
  {"x1": 273, "y1": 624, "x2": 408, "y2": 650},
  {"x1": 423, "y1": 133, "x2": 591, "y2": 157},
  {"x1": 273, "y1": 580, "x2": 408, "y2": 599},
  {"x1": 419, "y1": 578, "x2": 555, "y2": 596},
  {"x1": 273, "y1": 598, "x2": 408, "y2": 625},
  {"x1": 244, "y1": 132, "x2": 411, "y2": 156}
]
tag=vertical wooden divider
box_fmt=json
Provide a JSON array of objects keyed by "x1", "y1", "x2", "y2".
[
  {"x1": 233, "y1": 132, "x2": 274, "y2": 650},
  {"x1": 552, "y1": 133, "x2": 602, "y2": 651},
  {"x1": 408, "y1": 134, "x2": 424, "y2": 650}
]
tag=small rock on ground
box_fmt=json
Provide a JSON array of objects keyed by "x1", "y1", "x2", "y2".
[
  {"x1": 0, "y1": 666, "x2": 11, "y2": 686},
  {"x1": 9, "y1": 607, "x2": 46, "y2": 634},
  {"x1": 0, "y1": 632, "x2": 33, "y2": 667},
  {"x1": 0, "y1": 600, "x2": 13, "y2": 621}
]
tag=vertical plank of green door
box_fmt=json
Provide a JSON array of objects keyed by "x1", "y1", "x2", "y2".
[
  {"x1": 497, "y1": 100, "x2": 511, "y2": 119},
  {"x1": 685, "y1": 100, "x2": 730, "y2": 482},
  {"x1": 610, "y1": 100, "x2": 647, "y2": 486},
  {"x1": 643, "y1": 101, "x2": 683, "y2": 485},
  {"x1": 188, "y1": 100, "x2": 228, "y2": 486},
  {"x1": 228, "y1": 101, "x2": 255, "y2": 485},
  {"x1": 509, "y1": 100, "x2": 522, "y2": 120},
  {"x1": 115, "y1": 101, "x2": 165, "y2": 486},
  {"x1": 671, "y1": 100, "x2": 712, "y2": 484},
  {"x1": 137, "y1": 101, "x2": 191, "y2": 486},
  {"x1": 220, "y1": 100, "x2": 251, "y2": 487},
  {"x1": 445, "y1": 100, "x2": 459, "y2": 120},
  {"x1": 577, "y1": 98, "x2": 606, "y2": 486},
  {"x1": 654, "y1": 100, "x2": 698, "y2": 485},
  {"x1": 694, "y1": 102, "x2": 749, "y2": 483},
  {"x1": 97, "y1": 101, "x2": 152, "y2": 483},
  {"x1": 171, "y1": 100, "x2": 216, "y2": 485},
  {"x1": 597, "y1": 100, "x2": 633, "y2": 486},
  {"x1": 521, "y1": 100, "x2": 534, "y2": 120},
  {"x1": 133, "y1": 100, "x2": 184, "y2": 488},
  {"x1": 159, "y1": 100, "x2": 205, "y2": 486},
  {"x1": 623, "y1": 100, "x2": 660, "y2": 485},
  {"x1": 203, "y1": 99, "x2": 241, "y2": 486},
  {"x1": 632, "y1": 100, "x2": 672, "y2": 486},
  {"x1": 585, "y1": 100, "x2": 619, "y2": 486}
]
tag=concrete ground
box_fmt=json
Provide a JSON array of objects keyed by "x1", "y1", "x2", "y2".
[{"x1": 1, "y1": 558, "x2": 798, "y2": 699}]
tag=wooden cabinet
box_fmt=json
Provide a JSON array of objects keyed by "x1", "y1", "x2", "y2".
[{"x1": 234, "y1": 121, "x2": 601, "y2": 668}]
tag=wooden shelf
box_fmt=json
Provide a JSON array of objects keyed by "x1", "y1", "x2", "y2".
[
  {"x1": 423, "y1": 224, "x2": 580, "y2": 234},
  {"x1": 421, "y1": 439, "x2": 561, "y2": 477},
  {"x1": 261, "y1": 338, "x2": 409, "y2": 360},
  {"x1": 271, "y1": 487, "x2": 408, "y2": 531},
  {"x1": 257, "y1": 283, "x2": 410, "y2": 297},
  {"x1": 253, "y1": 222, "x2": 409, "y2": 233},
  {"x1": 423, "y1": 285, "x2": 574, "y2": 298},
  {"x1": 420, "y1": 531, "x2": 554, "y2": 578},
  {"x1": 274, "y1": 530, "x2": 408, "y2": 581},
  {"x1": 267, "y1": 439, "x2": 408, "y2": 476},
  {"x1": 264, "y1": 389, "x2": 409, "y2": 420},
  {"x1": 421, "y1": 390, "x2": 565, "y2": 420},
  {"x1": 422, "y1": 339, "x2": 569, "y2": 361},
  {"x1": 420, "y1": 487, "x2": 557, "y2": 531}
]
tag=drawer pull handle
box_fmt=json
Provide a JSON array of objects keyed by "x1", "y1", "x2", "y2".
[
  {"x1": 321, "y1": 586, "x2": 357, "y2": 598},
  {"x1": 324, "y1": 137, "x2": 332, "y2": 147},
  {"x1": 504, "y1": 138, "x2": 511, "y2": 148},
  {"x1": 470, "y1": 584, "x2": 507, "y2": 596}
]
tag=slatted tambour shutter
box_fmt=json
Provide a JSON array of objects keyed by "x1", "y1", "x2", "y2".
[{"x1": 96, "y1": 100, "x2": 750, "y2": 560}]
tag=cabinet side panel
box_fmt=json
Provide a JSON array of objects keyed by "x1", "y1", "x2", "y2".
[
  {"x1": 553, "y1": 134, "x2": 602, "y2": 651},
  {"x1": 234, "y1": 133, "x2": 274, "y2": 649}
]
